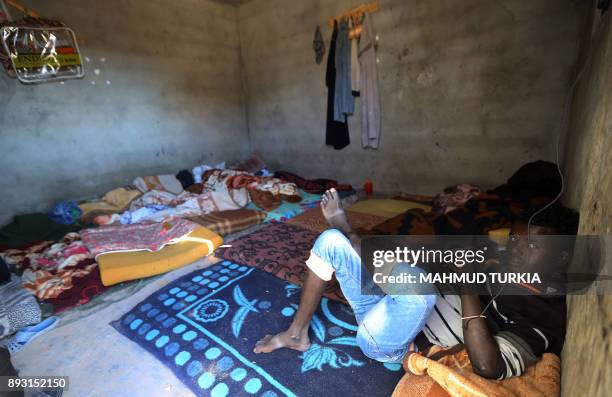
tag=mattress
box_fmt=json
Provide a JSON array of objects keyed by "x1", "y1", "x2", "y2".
[{"x1": 97, "y1": 226, "x2": 222, "y2": 286}]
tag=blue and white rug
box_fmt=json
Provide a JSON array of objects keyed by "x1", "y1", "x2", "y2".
[{"x1": 111, "y1": 261, "x2": 403, "y2": 396}]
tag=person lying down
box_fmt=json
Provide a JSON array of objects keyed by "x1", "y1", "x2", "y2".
[{"x1": 253, "y1": 188, "x2": 579, "y2": 380}]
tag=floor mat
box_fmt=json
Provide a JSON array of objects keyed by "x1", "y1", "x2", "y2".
[
  {"x1": 287, "y1": 207, "x2": 386, "y2": 234},
  {"x1": 217, "y1": 223, "x2": 345, "y2": 303},
  {"x1": 111, "y1": 261, "x2": 403, "y2": 397}
]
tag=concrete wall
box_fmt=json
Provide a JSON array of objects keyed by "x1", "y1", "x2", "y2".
[
  {"x1": 0, "y1": 0, "x2": 247, "y2": 225},
  {"x1": 237, "y1": 0, "x2": 587, "y2": 194},
  {"x1": 561, "y1": 3, "x2": 612, "y2": 396}
]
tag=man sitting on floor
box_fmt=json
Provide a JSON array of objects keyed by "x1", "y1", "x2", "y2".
[{"x1": 253, "y1": 188, "x2": 579, "y2": 379}]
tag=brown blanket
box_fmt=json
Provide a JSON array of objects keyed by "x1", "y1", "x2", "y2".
[
  {"x1": 393, "y1": 346, "x2": 560, "y2": 397},
  {"x1": 188, "y1": 209, "x2": 266, "y2": 236},
  {"x1": 288, "y1": 207, "x2": 386, "y2": 234}
]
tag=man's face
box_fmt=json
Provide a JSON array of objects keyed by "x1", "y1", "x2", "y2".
[{"x1": 507, "y1": 222, "x2": 565, "y2": 274}]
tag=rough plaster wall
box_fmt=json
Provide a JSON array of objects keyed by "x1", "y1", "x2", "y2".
[
  {"x1": 0, "y1": 0, "x2": 247, "y2": 225},
  {"x1": 561, "y1": 4, "x2": 612, "y2": 396},
  {"x1": 237, "y1": 0, "x2": 587, "y2": 194}
]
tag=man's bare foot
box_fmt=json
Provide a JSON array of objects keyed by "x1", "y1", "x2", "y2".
[
  {"x1": 321, "y1": 188, "x2": 352, "y2": 232},
  {"x1": 253, "y1": 330, "x2": 311, "y2": 354}
]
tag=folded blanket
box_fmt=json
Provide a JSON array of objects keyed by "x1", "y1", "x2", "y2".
[
  {"x1": 187, "y1": 209, "x2": 266, "y2": 236},
  {"x1": 80, "y1": 219, "x2": 199, "y2": 258},
  {"x1": 394, "y1": 346, "x2": 560, "y2": 397}
]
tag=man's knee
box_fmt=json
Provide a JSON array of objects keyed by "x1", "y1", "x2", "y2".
[
  {"x1": 311, "y1": 229, "x2": 352, "y2": 263},
  {"x1": 315, "y1": 229, "x2": 349, "y2": 249},
  {"x1": 355, "y1": 325, "x2": 407, "y2": 363}
]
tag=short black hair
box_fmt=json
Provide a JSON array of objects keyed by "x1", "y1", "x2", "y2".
[{"x1": 516, "y1": 203, "x2": 580, "y2": 235}]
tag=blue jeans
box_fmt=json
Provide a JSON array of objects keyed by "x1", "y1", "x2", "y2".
[{"x1": 308, "y1": 229, "x2": 436, "y2": 363}]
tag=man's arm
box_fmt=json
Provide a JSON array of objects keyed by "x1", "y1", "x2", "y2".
[{"x1": 460, "y1": 294, "x2": 506, "y2": 379}]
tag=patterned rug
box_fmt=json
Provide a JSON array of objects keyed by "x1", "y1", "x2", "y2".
[
  {"x1": 112, "y1": 261, "x2": 403, "y2": 397},
  {"x1": 217, "y1": 223, "x2": 345, "y2": 303}
]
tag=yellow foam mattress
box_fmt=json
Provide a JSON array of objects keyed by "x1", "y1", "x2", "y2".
[
  {"x1": 97, "y1": 226, "x2": 223, "y2": 286},
  {"x1": 347, "y1": 199, "x2": 432, "y2": 220}
]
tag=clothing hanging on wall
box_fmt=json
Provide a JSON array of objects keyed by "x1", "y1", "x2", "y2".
[
  {"x1": 350, "y1": 18, "x2": 361, "y2": 96},
  {"x1": 358, "y1": 12, "x2": 381, "y2": 149},
  {"x1": 333, "y1": 20, "x2": 354, "y2": 122},
  {"x1": 313, "y1": 25, "x2": 325, "y2": 64},
  {"x1": 326, "y1": 22, "x2": 350, "y2": 150}
]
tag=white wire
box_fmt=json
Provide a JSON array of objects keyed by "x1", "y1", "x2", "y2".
[{"x1": 526, "y1": 33, "x2": 596, "y2": 239}]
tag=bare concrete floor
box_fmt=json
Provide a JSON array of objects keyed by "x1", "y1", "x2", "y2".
[{"x1": 13, "y1": 257, "x2": 221, "y2": 397}]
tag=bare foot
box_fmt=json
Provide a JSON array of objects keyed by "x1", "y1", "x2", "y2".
[
  {"x1": 253, "y1": 330, "x2": 311, "y2": 354},
  {"x1": 321, "y1": 188, "x2": 351, "y2": 232}
]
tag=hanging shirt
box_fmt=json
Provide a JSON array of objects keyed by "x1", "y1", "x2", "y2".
[
  {"x1": 358, "y1": 12, "x2": 381, "y2": 149},
  {"x1": 326, "y1": 22, "x2": 350, "y2": 150}
]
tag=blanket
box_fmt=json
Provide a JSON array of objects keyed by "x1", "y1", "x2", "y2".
[
  {"x1": 78, "y1": 187, "x2": 142, "y2": 222},
  {"x1": 205, "y1": 169, "x2": 301, "y2": 211},
  {"x1": 80, "y1": 219, "x2": 200, "y2": 258},
  {"x1": 133, "y1": 174, "x2": 184, "y2": 195},
  {"x1": 432, "y1": 184, "x2": 481, "y2": 214},
  {"x1": 287, "y1": 207, "x2": 386, "y2": 234},
  {"x1": 112, "y1": 261, "x2": 403, "y2": 397},
  {"x1": 95, "y1": 188, "x2": 246, "y2": 226},
  {"x1": 187, "y1": 210, "x2": 266, "y2": 236},
  {"x1": 246, "y1": 190, "x2": 322, "y2": 223},
  {"x1": 373, "y1": 194, "x2": 515, "y2": 236},
  {"x1": 274, "y1": 170, "x2": 353, "y2": 194},
  {"x1": 44, "y1": 265, "x2": 107, "y2": 314},
  {"x1": 218, "y1": 223, "x2": 346, "y2": 303},
  {"x1": 0, "y1": 213, "x2": 81, "y2": 249},
  {"x1": 1, "y1": 234, "x2": 100, "y2": 300},
  {"x1": 394, "y1": 346, "x2": 560, "y2": 397}
]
